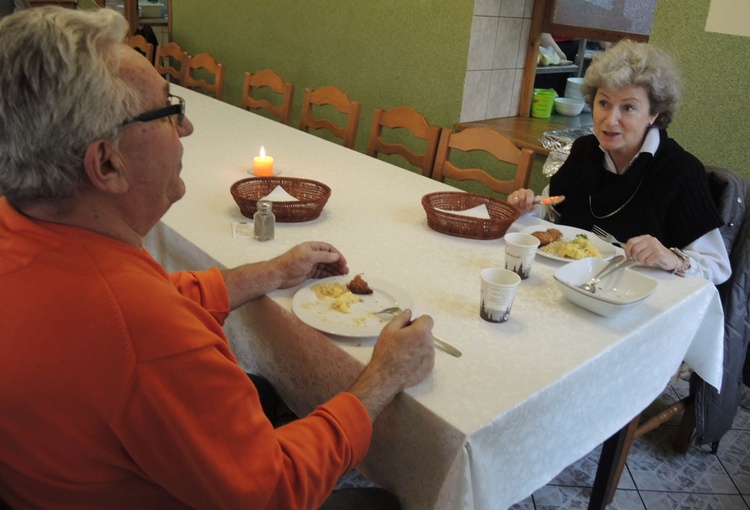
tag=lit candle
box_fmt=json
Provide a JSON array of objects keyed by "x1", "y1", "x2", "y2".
[{"x1": 253, "y1": 146, "x2": 274, "y2": 176}]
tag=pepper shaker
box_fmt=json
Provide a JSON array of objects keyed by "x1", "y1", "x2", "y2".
[{"x1": 253, "y1": 200, "x2": 275, "y2": 241}]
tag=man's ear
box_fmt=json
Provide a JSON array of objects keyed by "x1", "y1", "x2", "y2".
[{"x1": 83, "y1": 139, "x2": 130, "y2": 195}]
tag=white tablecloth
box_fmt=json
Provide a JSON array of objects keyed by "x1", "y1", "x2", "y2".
[{"x1": 145, "y1": 86, "x2": 724, "y2": 510}]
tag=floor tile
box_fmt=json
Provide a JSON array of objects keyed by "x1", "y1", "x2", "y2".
[
  {"x1": 639, "y1": 491, "x2": 749, "y2": 509},
  {"x1": 717, "y1": 429, "x2": 750, "y2": 494},
  {"x1": 628, "y1": 425, "x2": 736, "y2": 494},
  {"x1": 550, "y1": 445, "x2": 635, "y2": 490},
  {"x1": 509, "y1": 495, "x2": 535, "y2": 509},
  {"x1": 533, "y1": 485, "x2": 593, "y2": 509},
  {"x1": 333, "y1": 469, "x2": 375, "y2": 490},
  {"x1": 738, "y1": 385, "x2": 750, "y2": 412},
  {"x1": 609, "y1": 489, "x2": 646, "y2": 510},
  {"x1": 731, "y1": 401, "x2": 750, "y2": 430}
]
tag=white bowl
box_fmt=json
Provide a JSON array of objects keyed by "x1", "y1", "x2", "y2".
[
  {"x1": 553, "y1": 258, "x2": 658, "y2": 316},
  {"x1": 554, "y1": 97, "x2": 585, "y2": 116},
  {"x1": 566, "y1": 77, "x2": 584, "y2": 88}
]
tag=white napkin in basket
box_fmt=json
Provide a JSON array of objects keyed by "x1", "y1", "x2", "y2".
[
  {"x1": 260, "y1": 185, "x2": 299, "y2": 202},
  {"x1": 436, "y1": 203, "x2": 491, "y2": 219}
]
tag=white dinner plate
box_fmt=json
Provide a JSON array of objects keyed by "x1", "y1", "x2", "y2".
[
  {"x1": 292, "y1": 276, "x2": 413, "y2": 338},
  {"x1": 520, "y1": 224, "x2": 617, "y2": 262}
]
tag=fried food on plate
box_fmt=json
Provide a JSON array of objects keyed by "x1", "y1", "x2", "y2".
[
  {"x1": 347, "y1": 274, "x2": 373, "y2": 295},
  {"x1": 530, "y1": 228, "x2": 563, "y2": 246}
]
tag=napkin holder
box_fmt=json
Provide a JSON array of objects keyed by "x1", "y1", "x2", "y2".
[
  {"x1": 230, "y1": 177, "x2": 331, "y2": 222},
  {"x1": 422, "y1": 192, "x2": 520, "y2": 240}
]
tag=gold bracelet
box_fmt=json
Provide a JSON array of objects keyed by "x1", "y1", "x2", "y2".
[{"x1": 669, "y1": 247, "x2": 691, "y2": 276}]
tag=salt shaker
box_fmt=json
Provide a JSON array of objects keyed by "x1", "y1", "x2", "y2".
[{"x1": 253, "y1": 200, "x2": 275, "y2": 241}]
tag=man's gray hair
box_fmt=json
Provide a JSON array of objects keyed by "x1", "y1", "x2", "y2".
[
  {"x1": 0, "y1": 7, "x2": 140, "y2": 206},
  {"x1": 582, "y1": 39, "x2": 683, "y2": 130}
]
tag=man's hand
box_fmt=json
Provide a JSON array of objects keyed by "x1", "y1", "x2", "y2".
[
  {"x1": 347, "y1": 310, "x2": 435, "y2": 422},
  {"x1": 222, "y1": 242, "x2": 349, "y2": 310},
  {"x1": 273, "y1": 242, "x2": 349, "y2": 289}
]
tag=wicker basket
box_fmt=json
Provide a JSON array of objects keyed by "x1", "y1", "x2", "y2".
[
  {"x1": 421, "y1": 192, "x2": 520, "y2": 240},
  {"x1": 230, "y1": 177, "x2": 331, "y2": 222}
]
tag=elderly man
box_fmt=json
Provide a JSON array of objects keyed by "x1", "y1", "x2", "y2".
[{"x1": 0, "y1": 7, "x2": 434, "y2": 510}]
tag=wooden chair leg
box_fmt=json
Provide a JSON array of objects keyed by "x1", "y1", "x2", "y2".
[
  {"x1": 605, "y1": 414, "x2": 640, "y2": 505},
  {"x1": 674, "y1": 399, "x2": 695, "y2": 453}
]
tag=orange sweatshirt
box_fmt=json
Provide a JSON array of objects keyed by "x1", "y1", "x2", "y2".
[{"x1": 0, "y1": 197, "x2": 371, "y2": 509}]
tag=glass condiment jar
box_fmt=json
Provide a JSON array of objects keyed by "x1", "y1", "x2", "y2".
[{"x1": 253, "y1": 200, "x2": 275, "y2": 241}]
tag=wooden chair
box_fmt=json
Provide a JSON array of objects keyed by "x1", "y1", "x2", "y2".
[
  {"x1": 241, "y1": 69, "x2": 295, "y2": 125},
  {"x1": 431, "y1": 126, "x2": 534, "y2": 195},
  {"x1": 184, "y1": 52, "x2": 225, "y2": 100},
  {"x1": 126, "y1": 34, "x2": 154, "y2": 64},
  {"x1": 602, "y1": 165, "x2": 750, "y2": 505},
  {"x1": 298, "y1": 85, "x2": 361, "y2": 149},
  {"x1": 154, "y1": 41, "x2": 188, "y2": 85},
  {"x1": 366, "y1": 106, "x2": 441, "y2": 177}
]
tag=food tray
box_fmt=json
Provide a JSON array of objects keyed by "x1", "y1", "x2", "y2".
[
  {"x1": 421, "y1": 192, "x2": 520, "y2": 240},
  {"x1": 230, "y1": 177, "x2": 331, "y2": 222}
]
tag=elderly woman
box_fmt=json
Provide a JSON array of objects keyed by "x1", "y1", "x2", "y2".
[{"x1": 510, "y1": 40, "x2": 730, "y2": 285}]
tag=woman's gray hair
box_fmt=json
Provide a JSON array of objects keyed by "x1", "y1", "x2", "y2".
[
  {"x1": 582, "y1": 39, "x2": 682, "y2": 129},
  {"x1": 0, "y1": 7, "x2": 140, "y2": 206}
]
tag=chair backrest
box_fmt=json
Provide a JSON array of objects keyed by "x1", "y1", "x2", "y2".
[
  {"x1": 366, "y1": 106, "x2": 441, "y2": 177},
  {"x1": 154, "y1": 41, "x2": 188, "y2": 85},
  {"x1": 126, "y1": 34, "x2": 155, "y2": 64},
  {"x1": 431, "y1": 126, "x2": 534, "y2": 195},
  {"x1": 298, "y1": 85, "x2": 361, "y2": 149},
  {"x1": 241, "y1": 69, "x2": 295, "y2": 126},
  {"x1": 183, "y1": 52, "x2": 225, "y2": 100},
  {"x1": 703, "y1": 166, "x2": 750, "y2": 436}
]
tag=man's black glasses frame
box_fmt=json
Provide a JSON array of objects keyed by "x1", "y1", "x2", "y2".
[{"x1": 122, "y1": 94, "x2": 185, "y2": 127}]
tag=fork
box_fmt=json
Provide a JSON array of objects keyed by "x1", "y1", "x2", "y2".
[
  {"x1": 376, "y1": 307, "x2": 462, "y2": 358},
  {"x1": 592, "y1": 225, "x2": 625, "y2": 248}
]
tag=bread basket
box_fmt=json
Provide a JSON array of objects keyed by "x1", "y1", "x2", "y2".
[
  {"x1": 421, "y1": 192, "x2": 520, "y2": 240},
  {"x1": 230, "y1": 177, "x2": 331, "y2": 222}
]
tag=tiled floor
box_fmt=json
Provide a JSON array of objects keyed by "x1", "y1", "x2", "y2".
[{"x1": 510, "y1": 380, "x2": 750, "y2": 510}]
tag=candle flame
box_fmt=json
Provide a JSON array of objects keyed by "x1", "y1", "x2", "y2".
[{"x1": 260, "y1": 146, "x2": 266, "y2": 158}]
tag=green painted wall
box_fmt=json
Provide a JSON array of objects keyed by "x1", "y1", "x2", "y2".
[
  {"x1": 173, "y1": 0, "x2": 750, "y2": 186},
  {"x1": 172, "y1": 0, "x2": 472, "y2": 155},
  {"x1": 650, "y1": 0, "x2": 750, "y2": 178}
]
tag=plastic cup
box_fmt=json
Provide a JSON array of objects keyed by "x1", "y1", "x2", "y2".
[
  {"x1": 480, "y1": 268, "x2": 521, "y2": 323},
  {"x1": 531, "y1": 88, "x2": 556, "y2": 119},
  {"x1": 504, "y1": 232, "x2": 540, "y2": 280}
]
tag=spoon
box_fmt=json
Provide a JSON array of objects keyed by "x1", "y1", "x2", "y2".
[
  {"x1": 376, "y1": 307, "x2": 462, "y2": 358},
  {"x1": 579, "y1": 255, "x2": 625, "y2": 293}
]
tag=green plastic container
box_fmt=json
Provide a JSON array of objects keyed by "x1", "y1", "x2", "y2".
[{"x1": 531, "y1": 89, "x2": 557, "y2": 119}]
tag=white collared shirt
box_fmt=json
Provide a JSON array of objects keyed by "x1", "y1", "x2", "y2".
[{"x1": 601, "y1": 127, "x2": 661, "y2": 174}]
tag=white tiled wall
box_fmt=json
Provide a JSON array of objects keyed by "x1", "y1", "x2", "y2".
[{"x1": 460, "y1": 0, "x2": 534, "y2": 122}]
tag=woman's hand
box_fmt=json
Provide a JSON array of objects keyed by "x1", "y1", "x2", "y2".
[
  {"x1": 623, "y1": 235, "x2": 680, "y2": 271},
  {"x1": 507, "y1": 189, "x2": 536, "y2": 214}
]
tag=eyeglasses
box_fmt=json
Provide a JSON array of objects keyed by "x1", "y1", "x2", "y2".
[{"x1": 122, "y1": 94, "x2": 185, "y2": 127}]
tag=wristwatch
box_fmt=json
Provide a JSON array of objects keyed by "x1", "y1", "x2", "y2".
[{"x1": 669, "y1": 247, "x2": 691, "y2": 276}]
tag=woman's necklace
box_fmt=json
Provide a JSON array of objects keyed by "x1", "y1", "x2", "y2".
[{"x1": 588, "y1": 173, "x2": 646, "y2": 219}]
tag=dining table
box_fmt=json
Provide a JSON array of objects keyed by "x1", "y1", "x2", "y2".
[{"x1": 144, "y1": 85, "x2": 725, "y2": 510}]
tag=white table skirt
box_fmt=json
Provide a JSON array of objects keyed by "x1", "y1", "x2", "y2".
[{"x1": 144, "y1": 86, "x2": 724, "y2": 510}]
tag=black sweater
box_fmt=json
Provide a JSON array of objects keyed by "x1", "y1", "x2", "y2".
[{"x1": 549, "y1": 131, "x2": 723, "y2": 248}]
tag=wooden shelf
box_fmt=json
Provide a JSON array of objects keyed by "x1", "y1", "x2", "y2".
[
  {"x1": 535, "y1": 64, "x2": 580, "y2": 75},
  {"x1": 456, "y1": 113, "x2": 592, "y2": 156}
]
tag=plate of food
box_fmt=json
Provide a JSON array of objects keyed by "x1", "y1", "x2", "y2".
[
  {"x1": 292, "y1": 274, "x2": 413, "y2": 338},
  {"x1": 520, "y1": 224, "x2": 617, "y2": 262}
]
